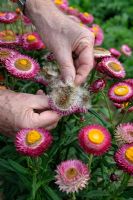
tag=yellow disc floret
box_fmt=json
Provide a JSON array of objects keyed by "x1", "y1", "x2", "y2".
[
  {"x1": 66, "y1": 167, "x2": 78, "y2": 179},
  {"x1": 26, "y1": 130, "x2": 42, "y2": 145},
  {"x1": 114, "y1": 85, "x2": 129, "y2": 96},
  {"x1": 0, "y1": 12, "x2": 5, "y2": 17},
  {"x1": 54, "y1": 0, "x2": 63, "y2": 5},
  {"x1": 108, "y1": 62, "x2": 122, "y2": 72},
  {"x1": 125, "y1": 147, "x2": 133, "y2": 163},
  {"x1": 27, "y1": 34, "x2": 36, "y2": 42},
  {"x1": 84, "y1": 12, "x2": 89, "y2": 17},
  {"x1": 15, "y1": 58, "x2": 32, "y2": 71},
  {"x1": 88, "y1": 129, "x2": 105, "y2": 144}
]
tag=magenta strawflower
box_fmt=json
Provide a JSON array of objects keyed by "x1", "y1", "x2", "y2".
[
  {"x1": 5, "y1": 54, "x2": 40, "y2": 79},
  {"x1": 89, "y1": 79, "x2": 106, "y2": 93},
  {"x1": 55, "y1": 160, "x2": 90, "y2": 194},
  {"x1": 78, "y1": 12, "x2": 94, "y2": 24},
  {"x1": 115, "y1": 123, "x2": 133, "y2": 145},
  {"x1": 121, "y1": 44, "x2": 132, "y2": 57},
  {"x1": 0, "y1": 11, "x2": 18, "y2": 24},
  {"x1": 115, "y1": 143, "x2": 133, "y2": 174},
  {"x1": 125, "y1": 79, "x2": 133, "y2": 87},
  {"x1": 109, "y1": 48, "x2": 121, "y2": 58},
  {"x1": 0, "y1": 47, "x2": 18, "y2": 63},
  {"x1": 98, "y1": 57, "x2": 126, "y2": 79},
  {"x1": 108, "y1": 82, "x2": 133, "y2": 103},
  {"x1": 22, "y1": 15, "x2": 32, "y2": 25},
  {"x1": 94, "y1": 47, "x2": 111, "y2": 59},
  {"x1": 66, "y1": 6, "x2": 79, "y2": 16},
  {"x1": 78, "y1": 124, "x2": 111, "y2": 156},
  {"x1": 0, "y1": 30, "x2": 20, "y2": 47},
  {"x1": 89, "y1": 24, "x2": 104, "y2": 46},
  {"x1": 15, "y1": 128, "x2": 53, "y2": 157},
  {"x1": 21, "y1": 32, "x2": 45, "y2": 50}
]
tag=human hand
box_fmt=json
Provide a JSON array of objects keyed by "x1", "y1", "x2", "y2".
[
  {"x1": 26, "y1": 0, "x2": 94, "y2": 86},
  {"x1": 0, "y1": 90, "x2": 60, "y2": 136}
]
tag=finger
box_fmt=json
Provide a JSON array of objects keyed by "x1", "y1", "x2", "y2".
[
  {"x1": 27, "y1": 94, "x2": 49, "y2": 110},
  {"x1": 54, "y1": 45, "x2": 75, "y2": 83},
  {"x1": 32, "y1": 110, "x2": 60, "y2": 128},
  {"x1": 75, "y1": 39, "x2": 94, "y2": 86},
  {"x1": 36, "y1": 90, "x2": 45, "y2": 95},
  {"x1": 45, "y1": 122, "x2": 58, "y2": 130}
]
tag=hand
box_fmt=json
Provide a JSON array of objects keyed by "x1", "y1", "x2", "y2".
[
  {"x1": 0, "y1": 90, "x2": 60, "y2": 136},
  {"x1": 26, "y1": 0, "x2": 94, "y2": 85}
]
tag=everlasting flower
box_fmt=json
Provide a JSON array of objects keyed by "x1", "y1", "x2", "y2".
[
  {"x1": 78, "y1": 124, "x2": 111, "y2": 156},
  {"x1": 0, "y1": 30, "x2": 20, "y2": 47},
  {"x1": 0, "y1": 12, "x2": 18, "y2": 24},
  {"x1": 78, "y1": 12, "x2": 94, "y2": 24},
  {"x1": 121, "y1": 44, "x2": 132, "y2": 57},
  {"x1": 5, "y1": 54, "x2": 40, "y2": 79},
  {"x1": 115, "y1": 143, "x2": 133, "y2": 174},
  {"x1": 15, "y1": 128, "x2": 53, "y2": 157},
  {"x1": 115, "y1": 123, "x2": 133, "y2": 145},
  {"x1": 94, "y1": 47, "x2": 111, "y2": 59},
  {"x1": 55, "y1": 160, "x2": 90, "y2": 194},
  {"x1": 89, "y1": 79, "x2": 106, "y2": 93},
  {"x1": 66, "y1": 7, "x2": 79, "y2": 16},
  {"x1": 89, "y1": 24, "x2": 104, "y2": 46},
  {"x1": 98, "y1": 57, "x2": 125, "y2": 79},
  {"x1": 21, "y1": 32, "x2": 45, "y2": 50},
  {"x1": 109, "y1": 48, "x2": 121, "y2": 58},
  {"x1": 125, "y1": 79, "x2": 133, "y2": 87},
  {"x1": 0, "y1": 47, "x2": 18, "y2": 63},
  {"x1": 108, "y1": 82, "x2": 133, "y2": 103},
  {"x1": 22, "y1": 15, "x2": 32, "y2": 25},
  {"x1": 48, "y1": 81, "x2": 91, "y2": 116}
]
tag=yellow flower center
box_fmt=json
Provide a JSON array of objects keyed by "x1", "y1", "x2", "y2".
[
  {"x1": 108, "y1": 62, "x2": 122, "y2": 72},
  {"x1": 54, "y1": 0, "x2": 63, "y2": 5},
  {"x1": 26, "y1": 130, "x2": 42, "y2": 145},
  {"x1": 2, "y1": 35, "x2": 16, "y2": 42},
  {"x1": 66, "y1": 167, "x2": 78, "y2": 179},
  {"x1": 0, "y1": 12, "x2": 5, "y2": 17},
  {"x1": 27, "y1": 34, "x2": 36, "y2": 42},
  {"x1": 114, "y1": 85, "x2": 129, "y2": 96},
  {"x1": 92, "y1": 26, "x2": 99, "y2": 36},
  {"x1": 125, "y1": 147, "x2": 133, "y2": 163},
  {"x1": 84, "y1": 12, "x2": 90, "y2": 17},
  {"x1": 88, "y1": 129, "x2": 105, "y2": 144},
  {"x1": 15, "y1": 58, "x2": 32, "y2": 71},
  {"x1": 0, "y1": 50, "x2": 10, "y2": 58}
]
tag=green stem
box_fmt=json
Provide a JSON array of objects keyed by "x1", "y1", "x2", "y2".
[
  {"x1": 71, "y1": 193, "x2": 76, "y2": 200},
  {"x1": 89, "y1": 68, "x2": 97, "y2": 84},
  {"x1": 101, "y1": 91, "x2": 115, "y2": 129},
  {"x1": 88, "y1": 154, "x2": 93, "y2": 170}
]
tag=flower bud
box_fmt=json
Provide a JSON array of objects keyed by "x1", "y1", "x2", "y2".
[{"x1": 89, "y1": 79, "x2": 106, "y2": 93}]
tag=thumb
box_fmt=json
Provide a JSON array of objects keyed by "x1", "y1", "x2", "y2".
[{"x1": 55, "y1": 47, "x2": 75, "y2": 83}]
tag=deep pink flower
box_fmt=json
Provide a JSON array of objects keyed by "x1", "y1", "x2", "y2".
[
  {"x1": 115, "y1": 143, "x2": 133, "y2": 174},
  {"x1": 55, "y1": 160, "x2": 90, "y2": 193},
  {"x1": 0, "y1": 12, "x2": 18, "y2": 24},
  {"x1": 98, "y1": 57, "x2": 126, "y2": 79},
  {"x1": 5, "y1": 54, "x2": 40, "y2": 79},
  {"x1": 78, "y1": 12, "x2": 94, "y2": 24},
  {"x1": 78, "y1": 124, "x2": 111, "y2": 156},
  {"x1": 94, "y1": 47, "x2": 111, "y2": 59},
  {"x1": 109, "y1": 48, "x2": 121, "y2": 58},
  {"x1": 66, "y1": 7, "x2": 79, "y2": 16},
  {"x1": 108, "y1": 82, "x2": 133, "y2": 103},
  {"x1": 0, "y1": 47, "x2": 18, "y2": 63},
  {"x1": 121, "y1": 44, "x2": 132, "y2": 57},
  {"x1": 125, "y1": 79, "x2": 133, "y2": 87},
  {"x1": 89, "y1": 24, "x2": 104, "y2": 46},
  {"x1": 21, "y1": 32, "x2": 45, "y2": 50},
  {"x1": 89, "y1": 79, "x2": 106, "y2": 93},
  {"x1": 15, "y1": 128, "x2": 53, "y2": 157},
  {"x1": 113, "y1": 102, "x2": 133, "y2": 112},
  {"x1": 0, "y1": 30, "x2": 20, "y2": 47},
  {"x1": 115, "y1": 123, "x2": 133, "y2": 145},
  {"x1": 22, "y1": 15, "x2": 32, "y2": 25}
]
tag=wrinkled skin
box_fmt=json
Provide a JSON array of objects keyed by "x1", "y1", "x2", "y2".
[{"x1": 0, "y1": 0, "x2": 94, "y2": 136}]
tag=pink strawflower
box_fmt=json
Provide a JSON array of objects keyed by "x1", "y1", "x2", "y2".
[
  {"x1": 113, "y1": 102, "x2": 133, "y2": 112},
  {"x1": 0, "y1": 11, "x2": 18, "y2": 24},
  {"x1": 55, "y1": 160, "x2": 90, "y2": 194},
  {"x1": 0, "y1": 30, "x2": 20, "y2": 47},
  {"x1": 108, "y1": 82, "x2": 133, "y2": 103},
  {"x1": 66, "y1": 7, "x2": 79, "y2": 16},
  {"x1": 22, "y1": 15, "x2": 32, "y2": 25},
  {"x1": 78, "y1": 124, "x2": 111, "y2": 156},
  {"x1": 115, "y1": 143, "x2": 133, "y2": 175},
  {"x1": 89, "y1": 24, "x2": 104, "y2": 46},
  {"x1": 89, "y1": 79, "x2": 106, "y2": 93},
  {"x1": 21, "y1": 32, "x2": 45, "y2": 50},
  {"x1": 0, "y1": 47, "x2": 18, "y2": 63},
  {"x1": 5, "y1": 54, "x2": 40, "y2": 79},
  {"x1": 98, "y1": 57, "x2": 126, "y2": 79},
  {"x1": 121, "y1": 44, "x2": 132, "y2": 57},
  {"x1": 44, "y1": 52, "x2": 56, "y2": 62},
  {"x1": 94, "y1": 47, "x2": 111, "y2": 59},
  {"x1": 15, "y1": 128, "x2": 53, "y2": 157},
  {"x1": 109, "y1": 48, "x2": 121, "y2": 58},
  {"x1": 115, "y1": 123, "x2": 133, "y2": 145},
  {"x1": 78, "y1": 12, "x2": 94, "y2": 24},
  {"x1": 125, "y1": 79, "x2": 133, "y2": 87}
]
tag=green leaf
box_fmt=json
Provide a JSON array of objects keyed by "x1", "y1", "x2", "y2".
[
  {"x1": 8, "y1": 159, "x2": 28, "y2": 175},
  {"x1": 44, "y1": 186, "x2": 62, "y2": 200}
]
